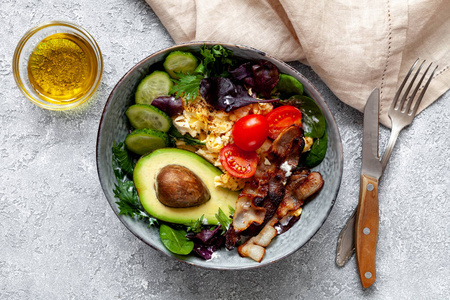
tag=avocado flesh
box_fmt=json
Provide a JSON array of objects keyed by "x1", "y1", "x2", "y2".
[{"x1": 133, "y1": 148, "x2": 239, "y2": 225}]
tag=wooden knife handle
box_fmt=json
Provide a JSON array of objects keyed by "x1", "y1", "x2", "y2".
[{"x1": 355, "y1": 174, "x2": 379, "y2": 288}]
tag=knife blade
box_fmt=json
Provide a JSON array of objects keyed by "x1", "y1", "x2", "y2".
[
  {"x1": 336, "y1": 208, "x2": 357, "y2": 267},
  {"x1": 354, "y1": 88, "x2": 382, "y2": 288}
]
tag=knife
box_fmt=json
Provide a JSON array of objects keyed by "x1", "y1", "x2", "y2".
[
  {"x1": 335, "y1": 88, "x2": 383, "y2": 268},
  {"x1": 354, "y1": 88, "x2": 382, "y2": 288}
]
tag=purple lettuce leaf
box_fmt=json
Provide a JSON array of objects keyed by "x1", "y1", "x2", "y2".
[
  {"x1": 229, "y1": 62, "x2": 255, "y2": 87},
  {"x1": 252, "y1": 60, "x2": 279, "y2": 98},
  {"x1": 199, "y1": 77, "x2": 279, "y2": 112},
  {"x1": 186, "y1": 225, "x2": 225, "y2": 260},
  {"x1": 150, "y1": 96, "x2": 183, "y2": 116},
  {"x1": 230, "y1": 60, "x2": 279, "y2": 98},
  {"x1": 188, "y1": 225, "x2": 222, "y2": 244}
]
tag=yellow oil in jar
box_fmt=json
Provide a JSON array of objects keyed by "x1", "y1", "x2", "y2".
[{"x1": 27, "y1": 32, "x2": 98, "y2": 104}]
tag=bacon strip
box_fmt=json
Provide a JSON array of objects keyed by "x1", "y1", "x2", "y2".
[
  {"x1": 238, "y1": 170, "x2": 324, "y2": 262},
  {"x1": 225, "y1": 126, "x2": 305, "y2": 249}
]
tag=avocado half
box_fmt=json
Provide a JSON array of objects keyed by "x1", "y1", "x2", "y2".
[{"x1": 133, "y1": 148, "x2": 239, "y2": 225}]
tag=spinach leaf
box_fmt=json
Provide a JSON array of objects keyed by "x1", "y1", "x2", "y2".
[
  {"x1": 285, "y1": 95, "x2": 326, "y2": 138},
  {"x1": 274, "y1": 74, "x2": 304, "y2": 99},
  {"x1": 159, "y1": 224, "x2": 194, "y2": 255},
  {"x1": 305, "y1": 131, "x2": 328, "y2": 168}
]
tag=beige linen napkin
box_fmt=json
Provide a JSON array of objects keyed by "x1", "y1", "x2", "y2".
[{"x1": 146, "y1": 0, "x2": 449, "y2": 128}]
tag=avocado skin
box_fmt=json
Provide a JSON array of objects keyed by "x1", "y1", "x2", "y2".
[{"x1": 133, "y1": 148, "x2": 238, "y2": 225}]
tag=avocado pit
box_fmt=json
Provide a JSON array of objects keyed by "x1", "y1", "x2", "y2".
[{"x1": 155, "y1": 164, "x2": 211, "y2": 208}]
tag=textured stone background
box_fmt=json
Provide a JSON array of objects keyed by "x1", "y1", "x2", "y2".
[{"x1": 1, "y1": 0, "x2": 449, "y2": 299}]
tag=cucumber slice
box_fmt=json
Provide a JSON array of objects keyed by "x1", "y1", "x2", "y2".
[
  {"x1": 135, "y1": 71, "x2": 172, "y2": 105},
  {"x1": 163, "y1": 51, "x2": 199, "y2": 79},
  {"x1": 125, "y1": 128, "x2": 169, "y2": 155},
  {"x1": 126, "y1": 104, "x2": 172, "y2": 132}
]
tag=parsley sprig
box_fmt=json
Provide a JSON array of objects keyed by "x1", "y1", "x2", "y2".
[
  {"x1": 112, "y1": 142, "x2": 134, "y2": 175},
  {"x1": 170, "y1": 73, "x2": 203, "y2": 103},
  {"x1": 112, "y1": 142, "x2": 158, "y2": 226}
]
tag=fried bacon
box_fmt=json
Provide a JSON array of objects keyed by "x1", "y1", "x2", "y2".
[
  {"x1": 225, "y1": 125, "x2": 308, "y2": 250},
  {"x1": 238, "y1": 170, "x2": 324, "y2": 262},
  {"x1": 224, "y1": 124, "x2": 324, "y2": 261}
]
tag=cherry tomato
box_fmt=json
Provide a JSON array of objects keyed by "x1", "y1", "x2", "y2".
[
  {"x1": 266, "y1": 105, "x2": 302, "y2": 139},
  {"x1": 220, "y1": 144, "x2": 258, "y2": 178},
  {"x1": 232, "y1": 114, "x2": 269, "y2": 151}
]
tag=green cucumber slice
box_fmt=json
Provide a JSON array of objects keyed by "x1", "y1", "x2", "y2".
[
  {"x1": 135, "y1": 71, "x2": 172, "y2": 105},
  {"x1": 126, "y1": 104, "x2": 172, "y2": 132},
  {"x1": 125, "y1": 128, "x2": 169, "y2": 155},
  {"x1": 163, "y1": 51, "x2": 199, "y2": 79}
]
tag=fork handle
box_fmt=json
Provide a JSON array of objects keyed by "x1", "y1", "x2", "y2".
[
  {"x1": 355, "y1": 174, "x2": 379, "y2": 288},
  {"x1": 381, "y1": 124, "x2": 402, "y2": 172}
]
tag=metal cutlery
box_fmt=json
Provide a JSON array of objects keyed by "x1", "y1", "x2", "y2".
[
  {"x1": 354, "y1": 87, "x2": 382, "y2": 288},
  {"x1": 336, "y1": 59, "x2": 439, "y2": 282}
]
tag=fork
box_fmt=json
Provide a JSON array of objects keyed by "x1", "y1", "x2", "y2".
[
  {"x1": 380, "y1": 59, "x2": 438, "y2": 172},
  {"x1": 336, "y1": 58, "x2": 439, "y2": 267}
]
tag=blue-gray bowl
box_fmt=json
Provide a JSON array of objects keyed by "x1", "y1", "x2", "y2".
[{"x1": 96, "y1": 42, "x2": 343, "y2": 270}]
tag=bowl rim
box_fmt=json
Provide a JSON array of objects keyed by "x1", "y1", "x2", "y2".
[
  {"x1": 12, "y1": 20, "x2": 103, "y2": 111},
  {"x1": 96, "y1": 41, "x2": 343, "y2": 270}
]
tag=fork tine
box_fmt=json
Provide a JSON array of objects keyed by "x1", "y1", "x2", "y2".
[
  {"x1": 391, "y1": 59, "x2": 419, "y2": 111},
  {"x1": 404, "y1": 62, "x2": 432, "y2": 114},
  {"x1": 410, "y1": 64, "x2": 439, "y2": 116},
  {"x1": 398, "y1": 60, "x2": 426, "y2": 112}
]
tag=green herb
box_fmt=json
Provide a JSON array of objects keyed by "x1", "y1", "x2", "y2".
[
  {"x1": 305, "y1": 131, "x2": 328, "y2": 168},
  {"x1": 168, "y1": 127, "x2": 205, "y2": 146},
  {"x1": 159, "y1": 224, "x2": 194, "y2": 255},
  {"x1": 200, "y1": 44, "x2": 235, "y2": 78},
  {"x1": 228, "y1": 205, "x2": 235, "y2": 216},
  {"x1": 170, "y1": 73, "x2": 203, "y2": 103},
  {"x1": 113, "y1": 180, "x2": 139, "y2": 216},
  {"x1": 112, "y1": 143, "x2": 158, "y2": 225},
  {"x1": 186, "y1": 215, "x2": 204, "y2": 233},
  {"x1": 112, "y1": 142, "x2": 134, "y2": 175},
  {"x1": 215, "y1": 207, "x2": 233, "y2": 233},
  {"x1": 113, "y1": 178, "x2": 158, "y2": 226}
]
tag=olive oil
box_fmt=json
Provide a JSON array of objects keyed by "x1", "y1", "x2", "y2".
[{"x1": 27, "y1": 32, "x2": 98, "y2": 104}]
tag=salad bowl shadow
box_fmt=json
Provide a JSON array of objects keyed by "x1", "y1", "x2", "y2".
[{"x1": 96, "y1": 42, "x2": 343, "y2": 270}]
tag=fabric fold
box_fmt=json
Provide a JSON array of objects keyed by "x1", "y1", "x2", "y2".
[{"x1": 145, "y1": 0, "x2": 450, "y2": 128}]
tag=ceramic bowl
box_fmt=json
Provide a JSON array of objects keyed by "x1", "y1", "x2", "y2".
[{"x1": 96, "y1": 42, "x2": 343, "y2": 270}]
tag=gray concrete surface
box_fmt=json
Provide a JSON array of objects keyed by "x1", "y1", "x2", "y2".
[{"x1": 1, "y1": 0, "x2": 449, "y2": 299}]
